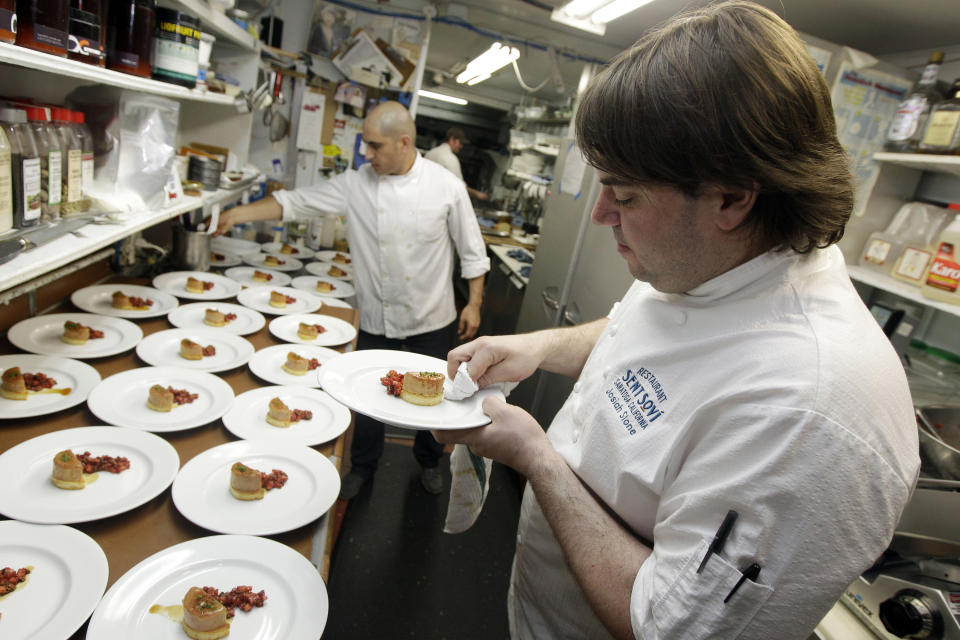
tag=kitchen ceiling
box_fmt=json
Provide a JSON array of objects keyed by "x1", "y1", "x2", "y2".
[{"x1": 412, "y1": 0, "x2": 960, "y2": 110}]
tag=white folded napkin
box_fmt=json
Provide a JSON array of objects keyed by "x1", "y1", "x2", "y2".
[{"x1": 443, "y1": 362, "x2": 515, "y2": 534}]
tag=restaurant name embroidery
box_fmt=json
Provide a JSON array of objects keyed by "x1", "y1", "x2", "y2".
[{"x1": 604, "y1": 368, "x2": 667, "y2": 435}]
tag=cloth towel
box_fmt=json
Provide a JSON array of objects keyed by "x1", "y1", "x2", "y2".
[{"x1": 443, "y1": 362, "x2": 516, "y2": 534}]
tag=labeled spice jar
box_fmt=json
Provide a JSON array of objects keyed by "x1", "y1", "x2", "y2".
[
  {"x1": 0, "y1": 0, "x2": 16, "y2": 44},
  {"x1": 107, "y1": 0, "x2": 155, "y2": 77},
  {"x1": 70, "y1": 109, "x2": 94, "y2": 202},
  {"x1": 16, "y1": 0, "x2": 69, "y2": 56},
  {"x1": 52, "y1": 107, "x2": 85, "y2": 215},
  {"x1": 68, "y1": 0, "x2": 104, "y2": 66},
  {"x1": 25, "y1": 106, "x2": 62, "y2": 222},
  {"x1": 0, "y1": 127, "x2": 12, "y2": 233},
  {"x1": 152, "y1": 7, "x2": 200, "y2": 88},
  {"x1": 0, "y1": 108, "x2": 42, "y2": 229}
]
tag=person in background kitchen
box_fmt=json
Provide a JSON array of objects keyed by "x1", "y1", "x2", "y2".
[
  {"x1": 433, "y1": 3, "x2": 920, "y2": 639},
  {"x1": 215, "y1": 100, "x2": 490, "y2": 500},
  {"x1": 425, "y1": 127, "x2": 490, "y2": 202}
]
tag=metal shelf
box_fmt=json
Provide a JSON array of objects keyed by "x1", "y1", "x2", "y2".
[
  {"x1": 847, "y1": 264, "x2": 960, "y2": 319},
  {"x1": 873, "y1": 152, "x2": 960, "y2": 179},
  {"x1": 0, "y1": 42, "x2": 236, "y2": 105},
  {"x1": 165, "y1": 0, "x2": 260, "y2": 51}
]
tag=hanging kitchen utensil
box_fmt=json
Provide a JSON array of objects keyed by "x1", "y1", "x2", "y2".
[{"x1": 264, "y1": 69, "x2": 290, "y2": 142}]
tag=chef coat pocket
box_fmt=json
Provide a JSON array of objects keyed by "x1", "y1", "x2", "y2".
[
  {"x1": 416, "y1": 207, "x2": 448, "y2": 242},
  {"x1": 643, "y1": 538, "x2": 773, "y2": 639}
]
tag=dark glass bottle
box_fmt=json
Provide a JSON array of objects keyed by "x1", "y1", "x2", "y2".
[
  {"x1": 918, "y1": 79, "x2": 960, "y2": 155},
  {"x1": 15, "y1": 0, "x2": 69, "y2": 56},
  {"x1": 68, "y1": 0, "x2": 104, "y2": 66},
  {"x1": 107, "y1": 0, "x2": 155, "y2": 77},
  {"x1": 0, "y1": 0, "x2": 16, "y2": 44},
  {"x1": 885, "y1": 51, "x2": 945, "y2": 153}
]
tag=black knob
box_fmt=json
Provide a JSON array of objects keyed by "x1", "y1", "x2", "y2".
[{"x1": 879, "y1": 590, "x2": 943, "y2": 639}]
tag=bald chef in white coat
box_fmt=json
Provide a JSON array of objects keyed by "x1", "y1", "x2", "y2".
[{"x1": 217, "y1": 101, "x2": 490, "y2": 499}]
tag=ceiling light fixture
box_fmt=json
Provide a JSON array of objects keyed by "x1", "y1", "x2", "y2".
[
  {"x1": 550, "y1": 0, "x2": 655, "y2": 35},
  {"x1": 456, "y1": 43, "x2": 520, "y2": 86},
  {"x1": 417, "y1": 90, "x2": 469, "y2": 106}
]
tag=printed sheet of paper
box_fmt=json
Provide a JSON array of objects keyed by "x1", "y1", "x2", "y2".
[
  {"x1": 559, "y1": 142, "x2": 587, "y2": 199},
  {"x1": 830, "y1": 63, "x2": 912, "y2": 217},
  {"x1": 296, "y1": 89, "x2": 326, "y2": 152}
]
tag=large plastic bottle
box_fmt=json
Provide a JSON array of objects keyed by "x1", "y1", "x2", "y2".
[
  {"x1": 0, "y1": 125, "x2": 12, "y2": 233},
  {"x1": 0, "y1": 108, "x2": 42, "y2": 229},
  {"x1": 52, "y1": 107, "x2": 85, "y2": 215},
  {"x1": 25, "y1": 106, "x2": 62, "y2": 222},
  {"x1": 922, "y1": 213, "x2": 960, "y2": 304}
]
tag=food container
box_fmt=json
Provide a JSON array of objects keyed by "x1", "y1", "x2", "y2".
[
  {"x1": 187, "y1": 155, "x2": 221, "y2": 191},
  {"x1": 152, "y1": 7, "x2": 201, "y2": 88}
]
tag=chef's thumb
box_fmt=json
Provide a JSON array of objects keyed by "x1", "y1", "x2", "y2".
[{"x1": 481, "y1": 395, "x2": 510, "y2": 420}]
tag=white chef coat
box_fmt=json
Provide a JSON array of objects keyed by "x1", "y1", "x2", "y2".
[
  {"x1": 509, "y1": 245, "x2": 919, "y2": 640},
  {"x1": 424, "y1": 142, "x2": 462, "y2": 180},
  {"x1": 273, "y1": 154, "x2": 490, "y2": 338}
]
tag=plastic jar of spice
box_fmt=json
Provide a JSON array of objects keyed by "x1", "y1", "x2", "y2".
[
  {"x1": 0, "y1": 108, "x2": 43, "y2": 229},
  {"x1": 25, "y1": 106, "x2": 62, "y2": 222}
]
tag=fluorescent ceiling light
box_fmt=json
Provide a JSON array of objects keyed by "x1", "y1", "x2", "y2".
[
  {"x1": 551, "y1": 0, "x2": 655, "y2": 35},
  {"x1": 417, "y1": 90, "x2": 468, "y2": 106},
  {"x1": 456, "y1": 43, "x2": 520, "y2": 86}
]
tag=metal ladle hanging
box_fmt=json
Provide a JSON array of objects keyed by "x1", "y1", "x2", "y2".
[{"x1": 263, "y1": 70, "x2": 290, "y2": 142}]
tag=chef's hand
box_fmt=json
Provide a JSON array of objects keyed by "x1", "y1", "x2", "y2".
[
  {"x1": 458, "y1": 303, "x2": 481, "y2": 340},
  {"x1": 433, "y1": 396, "x2": 550, "y2": 475},
  {"x1": 447, "y1": 334, "x2": 543, "y2": 388},
  {"x1": 212, "y1": 210, "x2": 233, "y2": 236}
]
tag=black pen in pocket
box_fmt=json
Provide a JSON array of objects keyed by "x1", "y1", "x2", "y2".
[{"x1": 724, "y1": 563, "x2": 762, "y2": 603}]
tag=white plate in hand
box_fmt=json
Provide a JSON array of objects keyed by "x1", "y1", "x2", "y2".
[
  {"x1": 248, "y1": 344, "x2": 342, "y2": 387},
  {"x1": 242, "y1": 253, "x2": 303, "y2": 272},
  {"x1": 152, "y1": 271, "x2": 243, "y2": 300},
  {"x1": 223, "y1": 266, "x2": 292, "y2": 288},
  {"x1": 0, "y1": 354, "x2": 101, "y2": 419},
  {"x1": 268, "y1": 313, "x2": 357, "y2": 346},
  {"x1": 305, "y1": 261, "x2": 353, "y2": 281},
  {"x1": 167, "y1": 302, "x2": 266, "y2": 336},
  {"x1": 136, "y1": 328, "x2": 255, "y2": 373},
  {"x1": 222, "y1": 386, "x2": 350, "y2": 445},
  {"x1": 87, "y1": 534, "x2": 328, "y2": 639},
  {"x1": 236, "y1": 286, "x2": 323, "y2": 315},
  {"x1": 87, "y1": 366, "x2": 235, "y2": 432},
  {"x1": 0, "y1": 426, "x2": 180, "y2": 524},
  {"x1": 171, "y1": 440, "x2": 340, "y2": 535},
  {"x1": 318, "y1": 349, "x2": 504, "y2": 430},
  {"x1": 71, "y1": 284, "x2": 179, "y2": 319},
  {"x1": 8, "y1": 313, "x2": 143, "y2": 359},
  {"x1": 260, "y1": 242, "x2": 316, "y2": 259},
  {"x1": 291, "y1": 275, "x2": 354, "y2": 298},
  {"x1": 0, "y1": 521, "x2": 108, "y2": 640}
]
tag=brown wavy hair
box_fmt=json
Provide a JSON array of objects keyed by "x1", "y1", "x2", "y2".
[{"x1": 575, "y1": 1, "x2": 853, "y2": 253}]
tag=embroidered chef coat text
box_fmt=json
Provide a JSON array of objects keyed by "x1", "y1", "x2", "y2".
[{"x1": 605, "y1": 368, "x2": 666, "y2": 435}]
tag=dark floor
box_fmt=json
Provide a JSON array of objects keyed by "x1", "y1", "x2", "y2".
[{"x1": 325, "y1": 440, "x2": 523, "y2": 639}]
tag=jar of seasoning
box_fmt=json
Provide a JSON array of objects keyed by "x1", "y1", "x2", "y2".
[
  {"x1": 52, "y1": 108, "x2": 84, "y2": 215},
  {"x1": 107, "y1": 0, "x2": 155, "y2": 77},
  {"x1": 16, "y1": 0, "x2": 69, "y2": 56},
  {"x1": 0, "y1": 108, "x2": 42, "y2": 229},
  {"x1": 152, "y1": 7, "x2": 200, "y2": 88},
  {"x1": 25, "y1": 106, "x2": 62, "y2": 222},
  {"x1": 68, "y1": 0, "x2": 105, "y2": 66},
  {"x1": 70, "y1": 109, "x2": 94, "y2": 198},
  {"x1": 0, "y1": 127, "x2": 12, "y2": 233},
  {"x1": 0, "y1": 0, "x2": 15, "y2": 44}
]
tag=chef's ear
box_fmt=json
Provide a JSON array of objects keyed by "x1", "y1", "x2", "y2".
[{"x1": 714, "y1": 184, "x2": 758, "y2": 232}]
